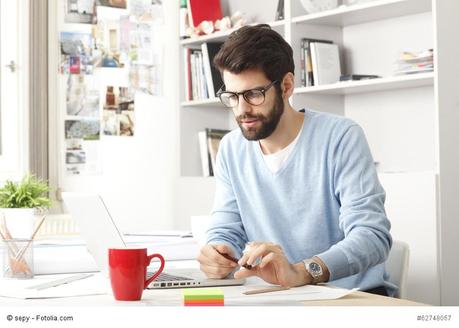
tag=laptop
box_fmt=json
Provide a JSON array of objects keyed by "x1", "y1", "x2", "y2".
[{"x1": 61, "y1": 192, "x2": 245, "y2": 289}]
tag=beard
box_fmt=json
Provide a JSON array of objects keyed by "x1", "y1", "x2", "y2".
[{"x1": 236, "y1": 92, "x2": 284, "y2": 141}]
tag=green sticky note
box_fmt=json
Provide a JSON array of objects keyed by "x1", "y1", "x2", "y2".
[{"x1": 182, "y1": 288, "x2": 224, "y2": 300}]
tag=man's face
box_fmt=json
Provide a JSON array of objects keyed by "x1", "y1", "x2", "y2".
[{"x1": 223, "y1": 70, "x2": 284, "y2": 141}]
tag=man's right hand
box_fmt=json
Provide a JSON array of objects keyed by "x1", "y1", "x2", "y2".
[{"x1": 197, "y1": 244, "x2": 238, "y2": 279}]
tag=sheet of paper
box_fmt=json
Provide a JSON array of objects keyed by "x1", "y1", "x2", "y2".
[
  {"x1": 139, "y1": 280, "x2": 358, "y2": 306},
  {"x1": 0, "y1": 273, "x2": 108, "y2": 299},
  {"x1": 225, "y1": 285, "x2": 358, "y2": 305},
  {"x1": 33, "y1": 245, "x2": 99, "y2": 274}
]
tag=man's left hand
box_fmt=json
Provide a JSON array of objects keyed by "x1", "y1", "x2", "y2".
[{"x1": 233, "y1": 242, "x2": 312, "y2": 287}]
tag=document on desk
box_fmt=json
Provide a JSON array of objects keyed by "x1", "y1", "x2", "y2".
[
  {"x1": 226, "y1": 285, "x2": 358, "y2": 305},
  {"x1": 0, "y1": 273, "x2": 108, "y2": 299},
  {"x1": 140, "y1": 283, "x2": 359, "y2": 306}
]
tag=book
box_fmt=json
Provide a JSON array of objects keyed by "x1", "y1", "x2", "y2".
[
  {"x1": 300, "y1": 39, "x2": 306, "y2": 87},
  {"x1": 190, "y1": 51, "x2": 198, "y2": 100},
  {"x1": 183, "y1": 48, "x2": 192, "y2": 100},
  {"x1": 201, "y1": 42, "x2": 224, "y2": 98},
  {"x1": 198, "y1": 131, "x2": 211, "y2": 177},
  {"x1": 187, "y1": 0, "x2": 223, "y2": 28},
  {"x1": 196, "y1": 51, "x2": 207, "y2": 99},
  {"x1": 310, "y1": 42, "x2": 341, "y2": 86},
  {"x1": 276, "y1": 0, "x2": 285, "y2": 21},
  {"x1": 300, "y1": 38, "x2": 333, "y2": 86},
  {"x1": 340, "y1": 74, "x2": 380, "y2": 81},
  {"x1": 206, "y1": 128, "x2": 230, "y2": 176}
]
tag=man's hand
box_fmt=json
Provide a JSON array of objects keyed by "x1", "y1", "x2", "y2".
[
  {"x1": 197, "y1": 244, "x2": 238, "y2": 279},
  {"x1": 234, "y1": 242, "x2": 312, "y2": 287}
]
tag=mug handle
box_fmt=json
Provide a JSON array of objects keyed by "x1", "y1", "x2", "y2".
[{"x1": 144, "y1": 253, "x2": 165, "y2": 289}]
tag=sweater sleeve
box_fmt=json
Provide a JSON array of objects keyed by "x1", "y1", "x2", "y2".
[
  {"x1": 206, "y1": 137, "x2": 248, "y2": 258},
  {"x1": 316, "y1": 124, "x2": 392, "y2": 281}
]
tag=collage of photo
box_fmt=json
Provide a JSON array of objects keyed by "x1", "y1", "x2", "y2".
[{"x1": 60, "y1": 0, "x2": 163, "y2": 175}]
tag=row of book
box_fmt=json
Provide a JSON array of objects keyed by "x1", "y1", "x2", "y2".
[
  {"x1": 300, "y1": 38, "x2": 342, "y2": 87},
  {"x1": 185, "y1": 38, "x2": 431, "y2": 96},
  {"x1": 198, "y1": 128, "x2": 230, "y2": 177},
  {"x1": 184, "y1": 42, "x2": 223, "y2": 101}
]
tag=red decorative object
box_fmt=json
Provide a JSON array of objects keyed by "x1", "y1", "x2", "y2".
[{"x1": 187, "y1": 0, "x2": 223, "y2": 28}]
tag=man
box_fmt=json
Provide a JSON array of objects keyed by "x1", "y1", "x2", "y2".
[{"x1": 197, "y1": 24, "x2": 394, "y2": 296}]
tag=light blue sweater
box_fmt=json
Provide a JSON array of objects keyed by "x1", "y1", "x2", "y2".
[{"x1": 207, "y1": 109, "x2": 395, "y2": 294}]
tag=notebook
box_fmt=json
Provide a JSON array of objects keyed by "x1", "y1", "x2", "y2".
[{"x1": 61, "y1": 192, "x2": 245, "y2": 289}]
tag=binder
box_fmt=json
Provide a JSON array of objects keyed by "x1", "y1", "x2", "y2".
[
  {"x1": 310, "y1": 42, "x2": 341, "y2": 86},
  {"x1": 300, "y1": 38, "x2": 333, "y2": 86},
  {"x1": 183, "y1": 48, "x2": 192, "y2": 101},
  {"x1": 201, "y1": 42, "x2": 224, "y2": 98},
  {"x1": 206, "y1": 128, "x2": 230, "y2": 176}
]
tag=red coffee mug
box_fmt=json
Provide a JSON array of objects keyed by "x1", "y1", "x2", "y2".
[{"x1": 108, "y1": 248, "x2": 165, "y2": 301}]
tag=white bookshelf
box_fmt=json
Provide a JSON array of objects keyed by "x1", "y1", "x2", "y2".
[
  {"x1": 180, "y1": 20, "x2": 286, "y2": 46},
  {"x1": 175, "y1": 0, "x2": 459, "y2": 305},
  {"x1": 181, "y1": 98, "x2": 221, "y2": 107},
  {"x1": 294, "y1": 72, "x2": 434, "y2": 95},
  {"x1": 291, "y1": 0, "x2": 431, "y2": 26}
]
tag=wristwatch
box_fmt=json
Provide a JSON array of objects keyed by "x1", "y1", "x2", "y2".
[{"x1": 303, "y1": 259, "x2": 324, "y2": 284}]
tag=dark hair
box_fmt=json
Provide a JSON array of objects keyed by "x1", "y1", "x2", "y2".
[{"x1": 213, "y1": 24, "x2": 294, "y2": 83}]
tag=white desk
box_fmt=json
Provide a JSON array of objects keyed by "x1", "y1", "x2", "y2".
[
  {"x1": 0, "y1": 238, "x2": 425, "y2": 306},
  {"x1": 0, "y1": 261, "x2": 425, "y2": 306}
]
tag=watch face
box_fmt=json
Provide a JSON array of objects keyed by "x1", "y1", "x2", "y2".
[{"x1": 309, "y1": 262, "x2": 321, "y2": 274}]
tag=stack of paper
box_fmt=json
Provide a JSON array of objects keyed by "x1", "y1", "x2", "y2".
[
  {"x1": 182, "y1": 288, "x2": 224, "y2": 306},
  {"x1": 394, "y1": 49, "x2": 434, "y2": 75},
  {"x1": 0, "y1": 273, "x2": 108, "y2": 299}
]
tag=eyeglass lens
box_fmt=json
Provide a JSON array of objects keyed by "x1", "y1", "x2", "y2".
[{"x1": 220, "y1": 89, "x2": 265, "y2": 107}]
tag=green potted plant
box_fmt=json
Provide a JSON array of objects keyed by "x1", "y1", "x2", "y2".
[{"x1": 0, "y1": 174, "x2": 51, "y2": 239}]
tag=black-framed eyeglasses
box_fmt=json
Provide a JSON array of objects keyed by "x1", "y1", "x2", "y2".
[{"x1": 216, "y1": 80, "x2": 279, "y2": 108}]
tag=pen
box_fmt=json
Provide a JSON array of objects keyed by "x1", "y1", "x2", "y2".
[
  {"x1": 243, "y1": 286, "x2": 290, "y2": 295},
  {"x1": 26, "y1": 273, "x2": 94, "y2": 291},
  {"x1": 215, "y1": 249, "x2": 253, "y2": 269}
]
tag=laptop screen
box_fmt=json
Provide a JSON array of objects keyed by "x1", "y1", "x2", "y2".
[{"x1": 61, "y1": 192, "x2": 126, "y2": 273}]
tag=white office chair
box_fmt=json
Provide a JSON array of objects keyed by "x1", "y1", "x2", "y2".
[{"x1": 385, "y1": 240, "x2": 410, "y2": 299}]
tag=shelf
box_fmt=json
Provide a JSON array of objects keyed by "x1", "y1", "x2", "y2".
[
  {"x1": 292, "y1": 0, "x2": 431, "y2": 27},
  {"x1": 293, "y1": 72, "x2": 434, "y2": 95},
  {"x1": 180, "y1": 20, "x2": 285, "y2": 46},
  {"x1": 181, "y1": 98, "x2": 223, "y2": 107}
]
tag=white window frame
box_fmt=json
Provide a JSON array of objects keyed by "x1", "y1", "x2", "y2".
[{"x1": 0, "y1": 0, "x2": 29, "y2": 183}]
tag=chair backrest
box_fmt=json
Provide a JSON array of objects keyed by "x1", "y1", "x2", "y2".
[{"x1": 385, "y1": 240, "x2": 410, "y2": 298}]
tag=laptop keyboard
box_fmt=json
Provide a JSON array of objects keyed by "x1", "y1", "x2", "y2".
[{"x1": 147, "y1": 272, "x2": 194, "y2": 282}]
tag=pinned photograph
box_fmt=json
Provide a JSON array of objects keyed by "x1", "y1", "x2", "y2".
[
  {"x1": 129, "y1": 0, "x2": 152, "y2": 18},
  {"x1": 66, "y1": 151, "x2": 87, "y2": 164},
  {"x1": 129, "y1": 22, "x2": 154, "y2": 65},
  {"x1": 65, "y1": 119, "x2": 100, "y2": 140},
  {"x1": 102, "y1": 86, "x2": 135, "y2": 136},
  {"x1": 65, "y1": 138, "x2": 83, "y2": 151},
  {"x1": 93, "y1": 18, "x2": 126, "y2": 67},
  {"x1": 66, "y1": 165, "x2": 83, "y2": 175},
  {"x1": 119, "y1": 111, "x2": 135, "y2": 136},
  {"x1": 103, "y1": 85, "x2": 134, "y2": 112},
  {"x1": 97, "y1": 0, "x2": 127, "y2": 9},
  {"x1": 129, "y1": 64, "x2": 160, "y2": 95},
  {"x1": 69, "y1": 56, "x2": 81, "y2": 74},
  {"x1": 124, "y1": 17, "x2": 163, "y2": 95},
  {"x1": 60, "y1": 32, "x2": 98, "y2": 74},
  {"x1": 102, "y1": 111, "x2": 118, "y2": 136},
  {"x1": 60, "y1": 32, "x2": 93, "y2": 56},
  {"x1": 129, "y1": 0, "x2": 163, "y2": 22},
  {"x1": 65, "y1": 138, "x2": 101, "y2": 175},
  {"x1": 66, "y1": 75, "x2": 100, "y2": 117},
  {"x1": 64, "y1": 0, "x2": 97, "y2": 24}
]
